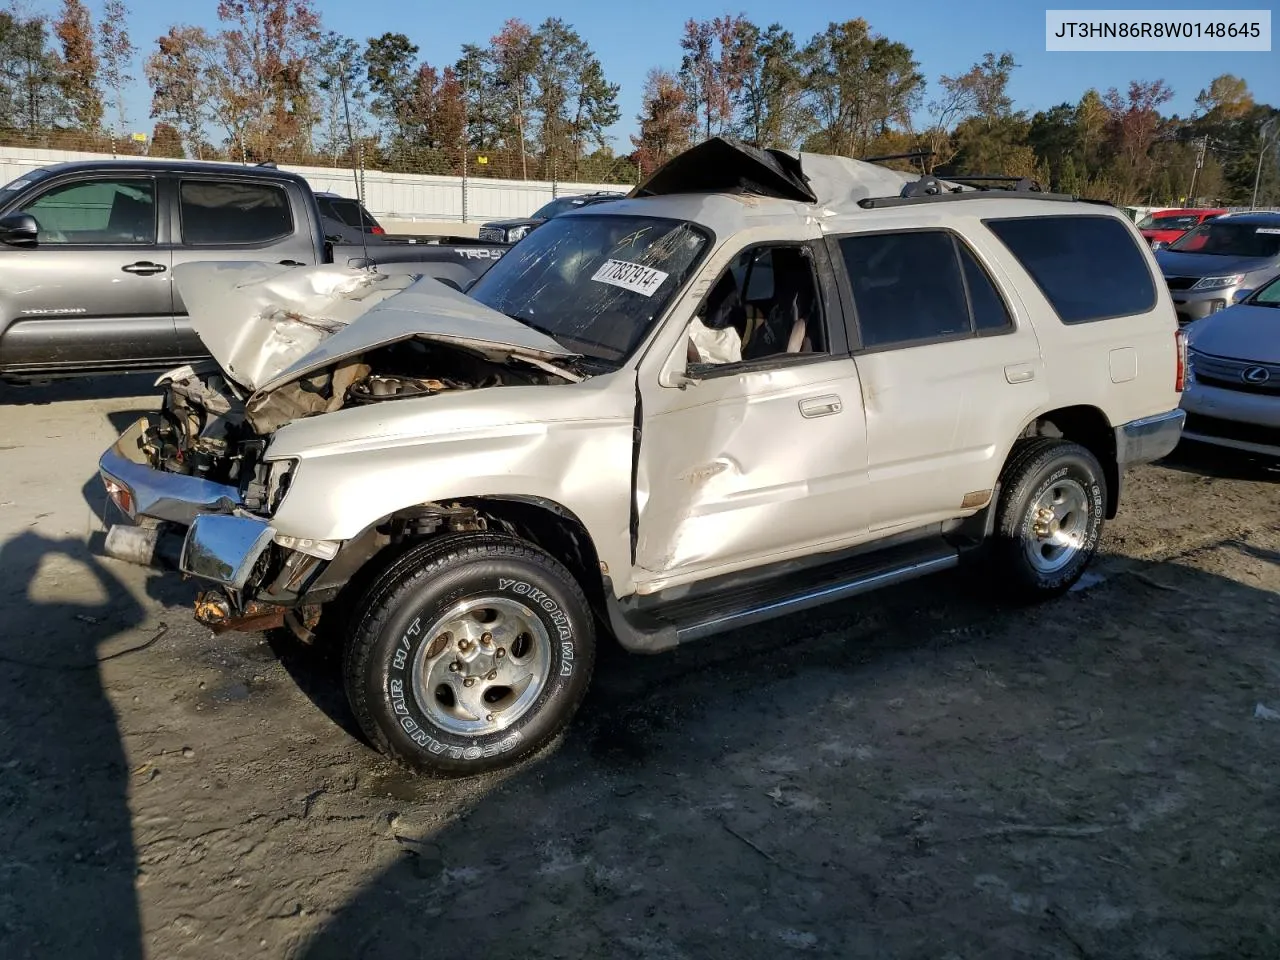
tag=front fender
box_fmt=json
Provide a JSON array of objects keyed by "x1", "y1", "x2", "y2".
[{"x1": 268, "y1": 413, "x2": 636, "y2": 589}]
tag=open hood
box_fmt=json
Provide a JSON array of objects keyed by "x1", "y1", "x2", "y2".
[{"x1": 172, "y1": 261, "x2": 578, "y2": 394}]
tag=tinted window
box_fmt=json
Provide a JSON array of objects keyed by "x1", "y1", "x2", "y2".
[
  {"x1": 180, "y1": 180, "x2": 292, "y2": 246},
  {"x1": 960, "y1": 245, "x2": 1014, "y2": 333},
  {"x1": 325, "y1": 197, "x2": 377, "y2": 228},
  {"x1": 839, "y1": 230, "x2": 971, "y2": 347},
  {"x1": 984, "y1": 215, "x2": 1155, "y2": 323},
  {"x1": 19, "y1": 178, "x2": 155, "y2": 244}
]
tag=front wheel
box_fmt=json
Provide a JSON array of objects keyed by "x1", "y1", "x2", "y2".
[
  {"x1": 991, "y1": 438, "x2": 1107, "y2": 601},
  {"x1": 343, "y1": 533, "x2": 596, "y2": 777}
]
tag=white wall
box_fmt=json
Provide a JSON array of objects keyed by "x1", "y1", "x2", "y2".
[{"x1": 0, "y1": 145, "x2": 631, "y2": 223}]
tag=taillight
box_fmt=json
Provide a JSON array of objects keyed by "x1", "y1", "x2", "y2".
[
  {"x1": 371, "y1": 226, "x2": 385, "y2": 235},
  {"x1": 1174, "y1": 328, "x2": 1187, "y2": 392}
]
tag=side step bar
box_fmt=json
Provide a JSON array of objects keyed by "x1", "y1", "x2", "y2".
[{"x1": 606, "y1": 539, "x2": 961, "y2": 653}]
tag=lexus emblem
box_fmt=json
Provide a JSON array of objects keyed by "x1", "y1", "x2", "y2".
[{"x1": 1242, "y1": 366, "x2": 1271, "y2": 384}]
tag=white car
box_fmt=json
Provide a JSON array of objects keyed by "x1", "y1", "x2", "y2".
[
  {"x1": 1181, "y1": 271, "x2": 1280, "y2": 457},
  {"x1": 97, "y1": 137, "x2": 1186, "y2": 777}
]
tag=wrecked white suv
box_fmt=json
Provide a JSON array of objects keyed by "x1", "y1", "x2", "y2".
[{"x1": 98, "y1": 138, "x2": 1186, "y2": 777}]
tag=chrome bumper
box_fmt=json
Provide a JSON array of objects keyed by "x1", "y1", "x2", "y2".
[
  {"x1": 1115, "y1": 409, "x2": 1186, "y2": 465},
  {"x1": 98, "y1": 417, "x2": 241, "y2": 525},
  {"x1": 180, "y1": 513, "x2": 276, "y2": 590},
  {"x1": 99, "y1": 417, "x2": 275, "y2": 590}
]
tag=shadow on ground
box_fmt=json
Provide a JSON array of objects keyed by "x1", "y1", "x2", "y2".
[
  {"x1": 1159, "y1": 440, "x2": 1279, "y2": 482},
  {"x1": 277, "y1": 541, "x2": 1280, "y2": 959},
  {"x1": 0, "y1": 374, "x2": 161, "y2": 407},
  {"x1": 0, "y1": 531, "x2": 155, "y2": 960}
]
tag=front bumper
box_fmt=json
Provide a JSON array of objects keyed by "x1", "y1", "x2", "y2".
[
  {"x1": 99, "y1": 417, "x2": 241, "y2": 526},
  {"x1": 1170, "y1": 294, "x2": 1231, "y2": 325},
  {"x1": 1180, "y1": 381, "x2": 1280, "y2": 456},
  {"x1": 1115, "y1": 409, "x2": 1186, "y2": 466},
  {"x1": 98, "y1": 417, "x2": 277, "y2": 590}
]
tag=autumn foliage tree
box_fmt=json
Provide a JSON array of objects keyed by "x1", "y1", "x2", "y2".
[
  {"x1": 631, "y1": 68, "x2": 694, "y2": 176},
  {"x1": 53, "y1": 0, "x2": 102, "y2": 133}
]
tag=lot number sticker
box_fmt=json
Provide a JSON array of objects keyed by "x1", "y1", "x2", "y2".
[{"x1": 591, "y1": 259, "x2": 669, "y2": 297}]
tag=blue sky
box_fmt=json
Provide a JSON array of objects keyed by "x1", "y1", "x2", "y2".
[{"x1": 35, "y1": 0, "x2": 1280, "y2": 148}]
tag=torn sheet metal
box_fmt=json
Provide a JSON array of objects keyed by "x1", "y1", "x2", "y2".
[
  {"x1": 630, "y1": 135, "x2": 947, "y2": 215},
  {"x1": 171, "y1": 261, "x2": 580, "y2": 396},
  {"x1": 632, "y1": 137, "x2": 818, "y2": 203}
]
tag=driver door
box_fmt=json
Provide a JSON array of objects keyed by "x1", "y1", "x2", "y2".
[
  {"x1": 0, "y1": 173, "x2": 177, "y2": 369},
  {"x1": 632, "y1": 236, "x2": 870, "y2": 592}
]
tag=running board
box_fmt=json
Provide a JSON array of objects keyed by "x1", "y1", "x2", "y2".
[{"x1": 606, "y1": 539, "x2": 961, "y2": 653}]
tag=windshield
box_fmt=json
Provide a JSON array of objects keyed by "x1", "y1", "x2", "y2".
[
  {"x1": 1138, "y1": 214, "x2": 1203, "y2": 230},
  {"x1": 1168, "y1": 220, "x2": 1280, "y2": 257},
  {"x1": 530, "y1": 196, "x2": 579, "y2": 221},
  {"x1": 466, "y1": 213, "x2": 711, "y2": 363},
  {"x1": 1250, "y1": 273, "x2": 1280, "y2": 307},
  {"x1": 320, "y1": 197, "x2": 378, "y2": 228}
]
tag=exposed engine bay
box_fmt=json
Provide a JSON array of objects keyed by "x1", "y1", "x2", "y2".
[{"x1": 139, "y1": 337, "x2": 571, "y2": 513}]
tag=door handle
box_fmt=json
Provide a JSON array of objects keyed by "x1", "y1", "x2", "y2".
[
  {"x1": 1004, "y1": 363, "x2": 1036, "y2": 384},
  {"x1": 799, "y1": 394, "x2": 843, "y2": 418},
  {"x1": 279, "y1": 259, "x2": 304, "y2": 266},
  {"x1": 121, "y1": 261, "x2": 166, "y2": 275}
]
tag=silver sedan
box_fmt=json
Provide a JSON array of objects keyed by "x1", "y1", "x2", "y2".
[{"x1": 1180, "y1": 271, "x2": 1280, "y2": 457}]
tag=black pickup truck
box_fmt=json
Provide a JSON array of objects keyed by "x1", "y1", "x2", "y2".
[{"x1": 0, "y1": 159, "x2": 507, "y2": 381}]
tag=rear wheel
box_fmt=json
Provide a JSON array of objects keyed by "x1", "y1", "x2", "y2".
[
  {"x1": 343, "y1": 533, "x2": 596, "y2": 777},
  {"x1": 991, "y1": 438, "x2": 1107, "y2": 600}
]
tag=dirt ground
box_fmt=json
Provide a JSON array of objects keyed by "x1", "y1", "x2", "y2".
[{"x1": 1, "y1": 376, "x2": 1277, "y2": 960}]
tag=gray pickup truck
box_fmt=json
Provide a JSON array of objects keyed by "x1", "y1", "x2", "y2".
[{"x1": 0, "y1": 159, "x2": 507, "y2": 381}]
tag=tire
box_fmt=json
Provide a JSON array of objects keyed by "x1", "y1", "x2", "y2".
[
  {"x1": 343, "y1": 532, "x2": 596, "y2": 777},
  {"x1": 991, "y1": 438, "x2": 1107, "y2": 601}
]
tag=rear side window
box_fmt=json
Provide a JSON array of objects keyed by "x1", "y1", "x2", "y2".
[
  {"x1": 180, "y1": 180, "x2": 293, "y2": 246},
  {"x1": 837, "y1": 229, "x2": 1013, "y2": 349},
  {"x1": 984, "y1": 215, "x2": 1155, "y2": 324}
]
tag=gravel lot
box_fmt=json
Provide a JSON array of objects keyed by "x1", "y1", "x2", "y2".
[{"x1": 1, "y1": 377, "x2": 1277, "y2": 960}]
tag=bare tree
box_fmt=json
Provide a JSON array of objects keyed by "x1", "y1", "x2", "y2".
[{"x1": 98, "y1": 0, "x2": 134, "y2": 136}]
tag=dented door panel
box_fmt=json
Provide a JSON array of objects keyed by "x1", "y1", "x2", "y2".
[{"x1": 634, "y1": 357, "x2": 869, "y2": 588}]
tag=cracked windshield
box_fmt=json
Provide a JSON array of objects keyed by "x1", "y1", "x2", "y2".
[{"x1": 466, "y1": 214, "x2": 709, "y2": 362}]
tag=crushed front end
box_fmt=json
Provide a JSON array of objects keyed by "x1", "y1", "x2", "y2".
[{"x1": 98, "y1": 381, "x2": 327, "y2": 636}]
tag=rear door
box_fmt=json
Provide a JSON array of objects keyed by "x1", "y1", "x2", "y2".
[
  {"x1": 831, "y1": 226, "x2": 1049, "y2": 532},
  {"x1": 0, "y1": 173, "x2": 177, "y2": 370},
  {"x1": 170, "y1": 175, "x2": 318, "y2": 356}
]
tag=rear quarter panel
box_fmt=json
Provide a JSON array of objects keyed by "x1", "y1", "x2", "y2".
[{"x1": 975, "y1": 206, "x2": 1181, "y2": 432}]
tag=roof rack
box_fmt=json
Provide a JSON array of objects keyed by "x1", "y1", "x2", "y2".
[{"x1": 858, "y1": 171, "x2": 1076, "y2": 209}]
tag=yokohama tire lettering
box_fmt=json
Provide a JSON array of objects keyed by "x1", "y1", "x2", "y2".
[{"x1": 386, "y1": 678, "x2": 522, "y2": 759}]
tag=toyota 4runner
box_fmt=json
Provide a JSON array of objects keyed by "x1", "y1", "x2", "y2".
[{"x1": 97, "y1": 138, "x2": 1186, "y2": 777}]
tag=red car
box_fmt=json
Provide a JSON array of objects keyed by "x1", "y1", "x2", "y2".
[{"x1": 1137, "y1": 208, "x2": 1227, "y2": 247}]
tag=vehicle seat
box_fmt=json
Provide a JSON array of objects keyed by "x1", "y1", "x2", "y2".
[
  {"x1": 742, "y1": 249, "x2": 815, "y2": 360},
  {"x1": 107, "y1": 193, "x2": 152, "y2": 241}
]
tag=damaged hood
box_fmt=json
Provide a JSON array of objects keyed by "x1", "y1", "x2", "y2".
[{"x1": 173, "y1": 261, "x2": 577, "y2": 393}]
